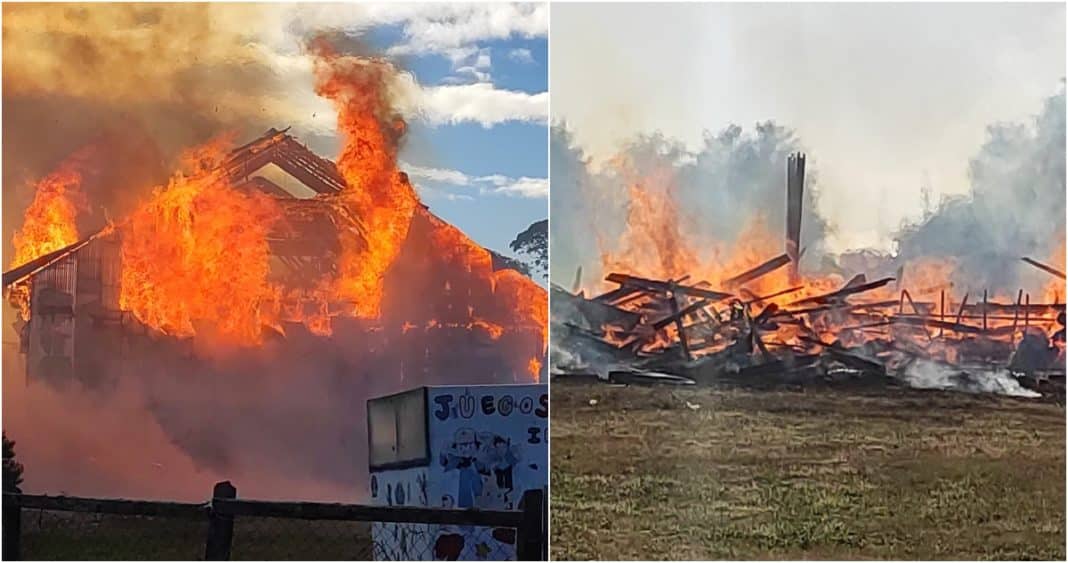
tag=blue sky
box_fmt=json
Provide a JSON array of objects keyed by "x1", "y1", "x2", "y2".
[
  {"x1": 392, "y1": 35, "x2": 548, "y2": 256},
  {"x1": 274, "y1": 4, "x2": 549, "y2": 258}
]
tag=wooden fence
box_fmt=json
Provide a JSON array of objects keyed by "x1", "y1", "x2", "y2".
[{"x1": 2, "y1": 481, "x2": 546, "y2": 561}]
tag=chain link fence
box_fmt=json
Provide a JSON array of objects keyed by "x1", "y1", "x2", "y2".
[
  {"x1": 2, "y1": 483, "x2": 545, "y2": 561},
  {"x1": 18, "y1": 507, "x2": 208, "y2": 560}
]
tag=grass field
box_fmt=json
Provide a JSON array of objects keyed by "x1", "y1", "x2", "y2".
[
  {"x1": 551, "y1": 381, "x2": 1066, "y2": 560},
  {"x1": 18, "y1": 510, "x2": 374, "y2": 560}
]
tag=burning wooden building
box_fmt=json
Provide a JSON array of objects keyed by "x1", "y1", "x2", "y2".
[{"x1": 4, "y1": 128, "x2": 547, "y2": 389}]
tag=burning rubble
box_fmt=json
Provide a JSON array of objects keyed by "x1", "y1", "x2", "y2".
[
  {"x1": 2, "y1": 46, "x2": 546, "y2": 500},
  {"x1": 552, "y1": 152, "x2": 1065, "y2": 400}
]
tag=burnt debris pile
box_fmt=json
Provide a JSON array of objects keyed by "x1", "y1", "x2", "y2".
[{"x1": 552, "y1": 155, "x2": 1065, "y2": 400}]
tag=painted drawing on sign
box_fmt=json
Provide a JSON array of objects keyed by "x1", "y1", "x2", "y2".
[{"x1": 440, "y1": 427, "x2": 524, "y2": 511}]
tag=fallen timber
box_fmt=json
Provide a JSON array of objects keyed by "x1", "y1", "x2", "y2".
[{"x1": 552, "y1": 263, "x2": 1066, "y2": 399}]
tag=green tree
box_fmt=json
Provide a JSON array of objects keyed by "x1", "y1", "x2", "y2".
[
  {"x1": 509, "y1": 219, "x2": 547, "y2": 282},
  {"x1": 3, "y1": 432, "x2": 24, "y2": 493}
]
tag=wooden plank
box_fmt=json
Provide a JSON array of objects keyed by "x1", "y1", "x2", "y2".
[
  {"x1": 3, "y1": 493, "x2": 20, "y2": 560},
  {"x1": 516, "y1": 489, "x2": 546, "y2": 561},
  {"x1": 651, "y1": 299, "x2": 710, "y2": 331},
  {"x1": 744, "y1": 285, "x2": 804, "y2": 304},
  {"x1": 790, "y1": 277, "x2": 895, "y2": 306},
  {"x1": 955, "y1": 292, "x2": 969, "y2": 325},
  {"x1": 6, "y1": 493, "x2": 207, "y2": 519},
  {"x1": 604, "y1": 273, "x2": 732, "y2": 301},
  {"x1": 774, "y1": 299, "x2": 899, "y2": 317},
  {"x1": 894, "y1": 316, "x2": 982, "y2": 334},
  {"x1": 205, "y1": 481, "x2": 236, "y2": 561},
  {"x1": 669, "y1": 288, "x2": 692, "y2": 362},
  {"x1": 723, "y1": 254, "x2": 790, "y2": 288},
  {"x1": 786, "y1": 153, "x2": 805, "y2": 283},
  {"x1": 212, "y1": 498, "x2": 524, "y2": 527},
  {"x1": 1022, "y1": 256, "x2": 1067, "y2": 280}
]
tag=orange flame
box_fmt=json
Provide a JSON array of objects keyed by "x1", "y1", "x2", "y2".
[
  {"x1": 10, "y1": 166, "x2": 84, "y2": 269},
  {"x1": 119, "y1": 138, "x2": 283, "y2": 345},
  {"x1": 310, "y1": 38, "x2": 419, "y2": 320},
  {"x1": 595, "y1": 162, "x2": 1067, "y2": 356},
  {"x1": 8, "y1": 148, "x2": 96, "y2": 319},
  {"x1": 1042, "y1": 236, "x2": 1066, "y2": 304},
  {"x1": 427, "y1": 218, "x2": 548, "y2": 381}
]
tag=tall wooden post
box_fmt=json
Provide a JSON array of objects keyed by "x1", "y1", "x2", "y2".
[
  {"x1": 516, "y1": 489, "x2": 546, "y2": 561},
  {"x1": 205, "y1": 481, "x2": 237, "y2": 561},
  {"x1": 939, "y1": 290, "x2": 946, "y2": 339},
  {"x1": 3, "y1": 493, "x2": 21, "y2": 560},
  {"x1": 982, "y1": 289, "x2": 988, "y2": 332},
  {"x1": 786, "y1": 153, "x2": 806, "y2": 285},
  {"x1": 669, "y1": 283, "x2": 692, "y2": 362}
]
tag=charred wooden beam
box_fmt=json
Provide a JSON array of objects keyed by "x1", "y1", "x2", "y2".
[
  {"x1": 652, "y1": 298, "x2": 711, "y2": 331},
  {"x1": 669, "y1": 284, "x2": 693, "y2": 362},
  {"x1": 593, "y1": 285, "x2": 643, "y2": 305},
  {"x1": 604, "y1": 273, "x2": 732, "y2": 301},
  {"x1": 3, "y1": 230, "x2": 109, "y2": 287},
  {"x1": 723, "y1": 254, "x2": 791, "y2": 289},
  {"x1": 774, "y1": 299, "x2": 900, "y2": 317},
  {"x1": 939, "y1": 290, "x2": 946, "y2": 338},
  {"x1": 790, "y1": 277, "x2": 895, "y2": 306},
  {"x1": 743, "y1": 285, "x2": 805, "y2": 304},
  {"x1": 786, "y1": 153, "x2": 805, "y2": 284},
  {"x1": 1022, "y1": 256, "x2": 1067, "y2": 280},
  {"x1": 893, "y1": 315, "x2": 982, "y2": 334},
  {"x1": 955, "y1": 292, "x2": 969, "y2": 325}
]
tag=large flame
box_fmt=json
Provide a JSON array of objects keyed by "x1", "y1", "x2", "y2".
[
  {"x1": 593, "y1": 162, "x2": 1063, "y2": 357},
  {"x1": 427, "y1": 219, "x2": 548, "y2": 381},
  {"x1": 310, "y1": 38, "x2": 419, "y2": 320},
  {"x1": 119, "y1": 138, "x2": 282, "y2": 345},
  {"x1": 10, "y1": 150, "x2": 92, "y2": 268},
  {"x1": 8, "y1": 147, "x2": 97, "y2": 320},
  {"x1": 1042, "y1": 236, "x2": 1066, "y2": 304},
  {"x1": 9, "y1": 42, "x2": 546, "y2": 381}
]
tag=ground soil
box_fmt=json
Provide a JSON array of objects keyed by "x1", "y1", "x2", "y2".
[{"x1": 550, "y1": 380, "x2": 1065, "y2": 560}]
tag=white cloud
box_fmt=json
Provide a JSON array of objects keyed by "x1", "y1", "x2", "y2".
[
  {"x1": 507, "y1": 48, "x2": 535, "y2": 64},
  {"x1": 453, "y1": 66, "x2": 491, "y2": 84},
  {"x1": 382, "y1": 4, "x2": 547, "y2": 60},
  {"x1": 493, "y1": 177, "x2": 549, "y2": 198},
  {"x1": 403, "y1": 163, "x2": 473, "y2": 186},
  {"x1": 401, "y1": 162, "x2": 547, "y2": 199},
  {"x1": 245, "y1": 6, "x2": 548, "y2": 133},
  {"x1": 474, "y1": 49, "x2": 492, "y2": 70},
  {"x1": 402, "y1": 81, "x2": 548, "y2": 128}
]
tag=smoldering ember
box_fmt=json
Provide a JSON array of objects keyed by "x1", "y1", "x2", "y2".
[
  {"x1": 2, "y1": 50, "x2": 546, "y2": 501},
  {"x1": 551, "y1": 153, "x2": 1065, "y2": 400}
]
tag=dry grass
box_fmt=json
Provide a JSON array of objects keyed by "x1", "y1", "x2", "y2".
[
  {"x1": 550, "y1": 382, "x2": 1065, "y2": 560},
  {"x1": 18, "y1": 509, "x2": 374, "y2": 560}
]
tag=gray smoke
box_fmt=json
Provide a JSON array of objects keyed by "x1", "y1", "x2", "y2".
[
  {"x1": 893, "y1": 84, "x2": 1066, "y2": 295},
  {"x1": 549, "y1": 120, "x2": 831, "y2": 289},
  {"x1": 552, "y1": 84, "x2": 1066, "y2": 299},
  {"x1": 898, "y1": 358, "x2": 1041, "y2": 399}
]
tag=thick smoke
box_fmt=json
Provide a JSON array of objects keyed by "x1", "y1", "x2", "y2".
[
  {"x1": 1, "y1": 3, "x2": 310, "y2": 264},
  {"x1": 893, "y1": 85, "x2": 1067, "y2": 295},
  {"x1": 549, "y1": 121, "x2": 830, "y2": 290},
  {"x1": 551, "y1": 85, "x2": 1066, "y2": 299}
]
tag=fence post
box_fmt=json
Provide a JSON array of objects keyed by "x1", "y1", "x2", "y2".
[
  {"x1": 204, "y1": 481, "x2": 237, "y2": 561},
  {"x1": 515, "y1": 489, "x2": 545, "y2": 561},
  {"x1": 3, "y1": 493, "x2": 21, "y2": 560}
]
